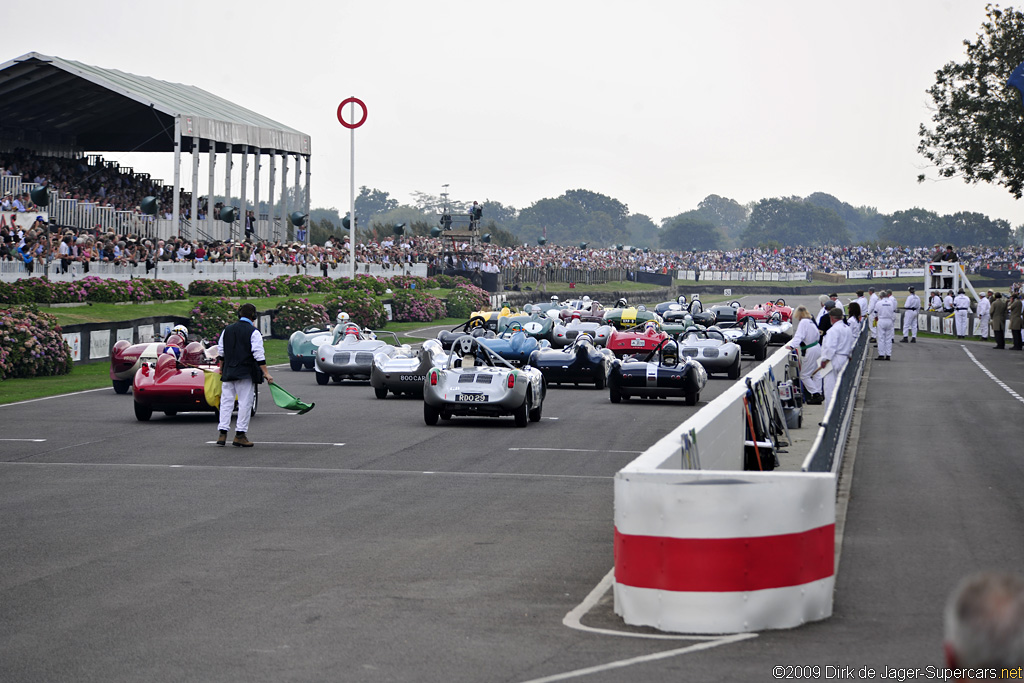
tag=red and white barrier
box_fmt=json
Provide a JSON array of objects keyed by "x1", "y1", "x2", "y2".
[
  {"x1": 614, "y1": 470, "x2": 835, "y2": 633},
  {"x1": 613, "y1": 346, "x2": 837, "y2": 633}
]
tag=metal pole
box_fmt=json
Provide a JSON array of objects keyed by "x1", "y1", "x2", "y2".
[
  {"x1": 172, "y1": 117, "x2": 181, "y2": 238},
  {"x1": 349, "y1": 101, "x2": 355, "y2": 280},
  {"x1": 224, "y1": 143, "x2": 233, "y2": 242},
  {"x1": 208, "y1": 144, "x2": 216, "y2": 240},
  {"x1": 281, "y1": 154, "x2": 290, "y2": 242},
  {"x1": 253, "y1": 147, "x2": 261, "y2": 241},
  {"x1": 240, "y1": 145, "x2": 248, "y2": 245},
  {"x1": 268, "y1": 152, "x2": 277, "y2": 243},
  {"x1": 190, "y1": 135, "x2": 199, "y2": 241}
]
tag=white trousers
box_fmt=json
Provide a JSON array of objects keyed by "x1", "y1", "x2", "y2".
[
  {"x1": 877, "y1": 319, "x2": 895, "y2": 356},
  {"x1": 219, "y1": 378, "x2": 255, "y2": 433},
  {"x1": 954, "y1": 310, "x2": 969, "y2": 336},
  {"x1": 823, "y1": 355, "x2": 849, "y2": 406},
  {"x1": 800, "y1": 345, "x2": 823, "y2": 394},
  {"x1": 978, "y1": 313, "x2": 990, "y2": 339},
  {"x1": 902, "y1": 310, "x2": 918, "y2": 338}
]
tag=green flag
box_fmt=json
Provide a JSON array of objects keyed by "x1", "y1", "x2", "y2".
[{"x1": 267, "y1": 381, "x2": 315, "y2": 414}]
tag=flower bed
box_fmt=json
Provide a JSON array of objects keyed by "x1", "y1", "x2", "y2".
[
  {"x1": 188, "y1": 298, "x2": 239, "y2": 342},
  {"x1": 333, "y1": 274, "x2": 389, "y2": 295},
  {"x1": 0, "y1": 277, "x2": 186, "y2": 305},
  {"x1": 271, "y1": 299, "x2": 329, "y2": 338},
  {"x1": 445, "y1": 283, "x2": 491, "y2": 319},
  {"x1": 390, "y1": 289, "x2": 447, "y2": 322},
  {"x1": 0, "y1": 305, "x2": 73, "y2": 379},
  {"x1": 323, "y1": 292, "x2": 388, "y2": 330}
]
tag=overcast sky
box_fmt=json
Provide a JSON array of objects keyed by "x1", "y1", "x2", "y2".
[{"x1": 8, "y1": 0, "x2": 1022, "y2": 227}]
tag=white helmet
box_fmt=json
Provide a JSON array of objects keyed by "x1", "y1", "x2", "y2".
[
  {"x1": 337, "y1": 312, "x2": 350, "y2": 323},
  {"x1": 550, "y1": 295, "x2": 559, "y2": 303},
  {"x1": 582, "y1": 295, "x2": 591, "y2": 303},
  {"x1": 171, "y1": 325, "x2": 188, "y2": 340}
]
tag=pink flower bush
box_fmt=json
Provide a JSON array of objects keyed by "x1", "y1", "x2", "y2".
[{"x1": 0, "y1": 305, "x2": 72, "y2": 379}]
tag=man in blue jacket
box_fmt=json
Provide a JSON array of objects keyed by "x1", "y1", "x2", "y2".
[{"x1": 216, "y1": 303, "x2": 273, "y2": 447}]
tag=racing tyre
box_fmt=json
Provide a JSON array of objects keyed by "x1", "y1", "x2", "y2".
[
  {"x1": 514, "y1": 396, "x2": 529, "y2": 428},
  {"x1": 112, "y1": 379, "x2": 131, "y2": 394},
  {"x1": 756, "y1": 345, "x2": 767, "y2": 361},
  {"x1": 528, "y1": 393, "x2": 543, "y2": 422},
  {"x1": 440, "y1": 410, "x2": 451, "y2": 421},
  {"x1": 315, "y1": 371, "x2": 329, "y2": 386},
  {"x1": 304, "y1": 359, "x2": 315, "y2": 369},
  {"x1": 290, "y1": 359, "x2": 303, "y2": 371},
  {"x1": 250, "y1": 387, "x2": 258, "y2": 416},
  {"x1": 595, "y1": 370, "x2": 606, "y2": 390},
  {"x1": 424, "y1": 403, "x2": 440, "y2": 426},
  {"x1": 374, "y1": 386, "x2": 388, "y2": 399},
  {"x1": 728, "y1": 357, "x2": 741, "y2": 379},
  {"x1": 164, "y1": 410, "x2": 178, "y2": 416},
  {"x1": 133, "y1": 401, "x2": 153, "y2": 422},
  {"x1": 686, "y1": 391, "x2": 699, "y2": 406},
  {"x1": 332, "y1": 375, "x2": 343, "y2": 384},
  {"x1": 610, "y1": 389, "x2": 621, "y2": 404}
]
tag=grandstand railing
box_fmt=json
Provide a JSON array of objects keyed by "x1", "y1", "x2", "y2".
[{"x1": 501, "y1": 266, "x2": 627, "y2": 285}]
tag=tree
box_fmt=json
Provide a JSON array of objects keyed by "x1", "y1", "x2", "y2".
[
  {"x1": 695, "y1": 194, "x2": 749, "y2": 243},
  {"x1": 804, "y1": 192, "x2": 884, "y2": 243},
  {"x1": 354, "y1": 187, "x2": 399, "y2": 224},
  {"x1": 877, "y1": 208, "x2": 944, "y2": 247},
  {"x1": 660, "y1": 216, "x2": 723, "y2": 251},
  {"x1": 626, "y1": 213, "x2": 659, "y2": 249},
  {"x1": 918, "y1": 5, "x2": 1024, "y2": 198},
  {"x1": 741, "y1": 197, "x2": 849, "y2": 247}
]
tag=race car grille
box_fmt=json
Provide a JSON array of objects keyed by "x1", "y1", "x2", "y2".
[
  {"x1": 703, "y1": 348, "x2": 720, "y2": 358},
  {"x1": 475, "y1": 374, "x2": 493, "y2": 384},
  {"x1": 459, "y1": 373, "x2": 476, "y2": 383},
  {"x1": 681, "y1": 349, "x2": 698, "y2": 358},
  {"x1": 355, "y1": 352, "x2": 374, "y2": 364},
  {"x1": 333, "y1": 352, "x2": 350, "y2": 364}
]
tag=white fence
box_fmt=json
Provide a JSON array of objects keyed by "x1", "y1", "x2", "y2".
[
  {"x1": 676, "y1": 268, "x2": 928, "y2": 281},
  {"x1": 614, "y1": 347, "x2": 837, "y2": 633},
  {"x1": 0, "y1": 260, "x2": 427, "y2": 285}
]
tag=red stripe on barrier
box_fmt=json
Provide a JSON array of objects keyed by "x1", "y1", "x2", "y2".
[{"x1": 614, "y1": 525, "x2": 834, "y2": 593}]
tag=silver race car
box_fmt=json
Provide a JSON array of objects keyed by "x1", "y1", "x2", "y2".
[
  {"x1": 370, "y1": 339, "x2": 449, "y2": 399},
  {"x1": 422, "y1": 336, "x2": 546, "y2": 427},
  {"x1": 677, "y1": 327, "x2": 743, "y2": 379},
  {"x1": 550, "y1": 314, "x2": 614, "y2": 348},
  {"x1": 315, "y1": 324, "x2": 406, "y2": 384}
]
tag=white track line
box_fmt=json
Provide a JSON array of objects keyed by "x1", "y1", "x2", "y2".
[
  {"x1": 0, "y1": 438, "x2": 46, "y2": 442},
  {"x1": 0, "y1": 387, "x2": 109, "y2": 407},
  {"x1": 961, "y1": 345, "x2": 1024, "y2": 404},
  {"x1": 562, "y1": 568, "x2": 724, "y2": 641},
  {"x1": 0, "y1": 461, "x2": 612, "y2": 480},
  {"x1": 509, "y1": 447, "x2": 643, "y2": 454},
  {"x1": 203, "y1": 441, "x2": 345, "y2": 446},
  {"x1": 517, "y1": 633, "x2": 756, "y2": 683}
]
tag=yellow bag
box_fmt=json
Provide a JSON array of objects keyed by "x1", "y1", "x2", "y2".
[{"x1": 203, "y1": 370, "x2": 222, "y2": 408}]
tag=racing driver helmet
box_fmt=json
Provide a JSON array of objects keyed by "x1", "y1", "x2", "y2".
[
  {"x1": 644, "y1": 320, "x2": 658, "y2": 334},
  {"x1": 170, "y1": 324, "x2": 189, "y2": 341},
  {"x1": 661, "y1": 340, "x2": 679, "y2": 366},
  {"x1": 337, "y1": 312, "x2": 350, "y2": 324}
]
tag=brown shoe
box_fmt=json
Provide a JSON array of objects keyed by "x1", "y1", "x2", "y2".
[
  {"x1": 216, "y1": 430, "x2": 227, "y2": 447},
  {"x1": 232, "y1": 432, "x2": 254, "y2": 448}
]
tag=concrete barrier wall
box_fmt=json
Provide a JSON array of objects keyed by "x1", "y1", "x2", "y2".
[{"x1": 613, "y1": 345, "x2": 838, "y2": 634}]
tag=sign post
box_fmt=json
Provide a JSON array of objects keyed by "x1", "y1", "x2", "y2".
[{"x1": 338, "y1": 97, "x2": 367, "y2": 280}]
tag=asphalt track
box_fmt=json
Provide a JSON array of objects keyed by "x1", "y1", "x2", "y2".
[{"x1": 4, "y1": 295, "x2": 1022, "y2": 682}]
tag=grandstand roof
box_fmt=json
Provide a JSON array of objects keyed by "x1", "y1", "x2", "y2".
[{"x1": 0, "y1": 52, "x2": 310, "y2": 156}]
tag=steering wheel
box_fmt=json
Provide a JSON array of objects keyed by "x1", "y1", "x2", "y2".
[
  {"x1": 641, "y1": 336, "x2": 672, "y2": 363},
  {"x1": 505, "y1": 321, "x2": 525, "y2": 334},
  {"x1": 774, "y1": 298, "x2": 786, "y2": 306},
  {"x1": 770, "y1": 311, "x2": 783, "y2": 323},
  {"x1": 465, "y1": 315, "x2": 487, "y2": 330}
]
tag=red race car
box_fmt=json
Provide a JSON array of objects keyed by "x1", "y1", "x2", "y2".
[
  {"x1": 131, "y1": 344, "x2": 258, "y2": 421},
  {"x1": 606, "y1": 321, "x2": 669, "y2": 359},
  {"x1": 736, "y1": 298, "x2": 793, "y2": 323},
  {"x1": 110, "y1": 324, "x2": 192, "y2": 394}
]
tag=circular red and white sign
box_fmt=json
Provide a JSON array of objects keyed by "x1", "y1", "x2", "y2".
[{"x1": 337, "y1": 97, "x2": 368, "y2": 129}]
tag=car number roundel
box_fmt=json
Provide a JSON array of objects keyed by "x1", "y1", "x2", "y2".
[{"x1": 524, "y1": 321, "x2": 543, "y2": 334}]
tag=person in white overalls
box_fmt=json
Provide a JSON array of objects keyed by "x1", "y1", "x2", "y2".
[{"x1": 901, "y1": 286, "x2": 921, "y2": 343}]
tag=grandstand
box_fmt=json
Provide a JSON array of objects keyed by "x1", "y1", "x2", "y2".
[{"x1": 0, "y1": 52, "x2": 311, "y2": 243}]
